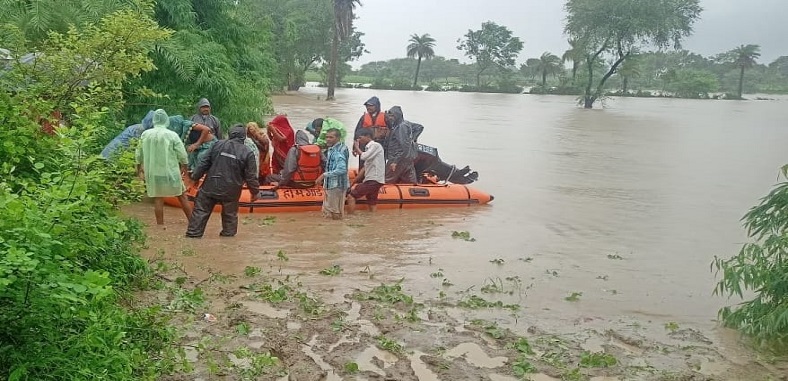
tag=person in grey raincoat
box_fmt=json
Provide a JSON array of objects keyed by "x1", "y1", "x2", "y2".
[
  {"x1": 190, "y1": 98, "x2": 222, "y2": 139},
  {"x1": 185, "y1": 124, "x2": 260, "y2": 238},
  {"x1": 383, "y1": 106, "x2": 423, "y2": 184}
]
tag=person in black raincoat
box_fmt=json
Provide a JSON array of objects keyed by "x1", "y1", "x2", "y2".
[
  {"x1": 384, "y1": 106, "x2": 423, "y2": 184},
  {"x1": 186, "y1": 124, "x2": 260, "y2": 238}
]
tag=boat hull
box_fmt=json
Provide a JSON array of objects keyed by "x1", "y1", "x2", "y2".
[{"x1": 164, "y1": 182, "x2": 493, "y2": 213}]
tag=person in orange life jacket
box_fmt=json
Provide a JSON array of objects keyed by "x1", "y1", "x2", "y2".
[
  {"x1": 347, "y1": 128, "x2": 385, "y2": 213},
  {"x1": 354, "y1": 96, "x2": 387, "y2": 168},
  {"x1": 265, "y1": 130, "x2": 324, "y2": 191}
]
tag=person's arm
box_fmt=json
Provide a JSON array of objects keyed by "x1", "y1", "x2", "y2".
[
  {"x1": 244, "y1": 152, "x2": 260, "y2": 200},
  {"x1": 355, "y1": 167, "x2": 366, "y2": 184},
  {"x1": 359, "y1": 141, "x2": 381, "y2": 161},
  {"x1": 188, "y1": 123, "x2": 214, "y2": 152},
  {"x1": 268, "y1": 124, "x2": 286, "y2": 142}
]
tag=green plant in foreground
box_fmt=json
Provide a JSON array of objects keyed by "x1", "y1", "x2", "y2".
[
  {"x1": 458, "y1": 295, "x2": 520, "y2": 311},
  {"x1": 244, "y1": 266, "x2": 262, "y2": 277},
  {"x1": 344, "y1": 362, "x2": 360, "y2": 373},
  {"x1": 512, "y1": 356, "x2": 537, "y2": 377},
  {"x1": 319, "y1": 264, "x2": 342, "y2": 276},
  {"x1": 712, "y1": 170, "x2": 788, "y2": 350},
  {"x1": 451, "y1": 230, "x2": 476, "y2": 242},
  {"x1": 564, "y1": 292, "x2": 582, "y2": 302},
  {"x1": 376, "y1": 335, "x2": 404, "y2": 354},
  {"x1": 358, "y1": 280, "x2": 414, "y2": 305},
  {"x1": 579, "y1": 351, "x2": 617, "y2": 368}
]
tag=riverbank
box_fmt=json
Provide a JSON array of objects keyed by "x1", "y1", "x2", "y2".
[{"x1": 127, "y1": 203, "x2": 787, "y2": 381}]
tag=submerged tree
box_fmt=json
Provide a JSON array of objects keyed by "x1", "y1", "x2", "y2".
[
  {"x1": 719, "y1": 44, "x2": 761, "y2": 99},
  {"x1": 564, "y1": 0, "x2": 702, "y2": 108},
  {"x1": 457, "y1": 21, "x2": 523, "y2": 88},
  {"x1": 327, "y1": 0, "x2": 361, "y2": 100},
  {"x1": 406, "y1": 33, "x2": 436, "y2": 88}
]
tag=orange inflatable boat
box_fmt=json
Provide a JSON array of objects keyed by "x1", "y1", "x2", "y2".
[{"x1": 164, "y1": 173, "x2": 493, "y2": 213}]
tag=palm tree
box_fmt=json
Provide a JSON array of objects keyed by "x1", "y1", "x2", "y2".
[
  {"x1": 729, "y1": 44, "x2": 761, "y2": 99},
  {"x1": 406, "y1": 33, "x2": 436, "y2": 88},
  {"x1": 327, "y1": 0, "x2": 361, "y2": 100},
  {"x1": 535, "y1": 52, "x2": 562, "y2": 88},
  {"x1": 562, "y1": 38, "x2": 584, "y2": 85}
]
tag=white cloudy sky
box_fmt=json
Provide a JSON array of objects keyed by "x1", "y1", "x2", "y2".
[{"x1": 352, "y1": 0, "x2": 787, "y2": 67}]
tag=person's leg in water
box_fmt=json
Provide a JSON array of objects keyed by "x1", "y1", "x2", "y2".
[
  {"x1": 178, "y1": 192, "x2": 193, "y2": 220},
  {"x1": 186, "y1": 191, "x2": 217, "y2": 238},
  {"x1": 219, "y1": 200, "x2": 240, "y2": 237},
  {"x1": 154, "y1": 197, "x2": 165, "y2": 225},
  {"x1": 346, "y1": 192, "x2": 356, "y2": 214}
]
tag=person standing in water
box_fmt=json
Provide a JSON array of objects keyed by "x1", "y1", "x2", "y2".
[
  {"x1": 135, "y1": 109, "x2": 193, "y2": 225},
  {"x1": 315, "y1": 128, "x2": 349, "y2": 220}
]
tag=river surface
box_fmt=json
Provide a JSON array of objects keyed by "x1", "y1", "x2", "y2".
[{"x1": 128, "y1": 88, "x2": 788, "y2": 354}]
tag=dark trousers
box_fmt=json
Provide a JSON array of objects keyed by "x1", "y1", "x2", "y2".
[
  {"x1": 185, "y1": 191, "x2": 239, "y2": 237},
  {"x1": 385, "y1": 161, "x2": 417, "y2": 184}
]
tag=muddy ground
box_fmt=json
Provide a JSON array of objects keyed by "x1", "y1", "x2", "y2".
[{"x1": 135, "y1": 223, "x2": 787, "y2": 381}]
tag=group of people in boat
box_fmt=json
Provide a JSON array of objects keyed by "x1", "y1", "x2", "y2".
[{"x1": 124, "y1": 96, "x2": 468, "y2": 238}]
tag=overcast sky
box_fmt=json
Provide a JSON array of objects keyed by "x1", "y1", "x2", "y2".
[{"x1": 353, "y1": 0, "x2": 787, "y2": 68}]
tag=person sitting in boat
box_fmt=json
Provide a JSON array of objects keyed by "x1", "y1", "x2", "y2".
[
  {"x1": 244, "y1": 122, "x2": 271, "y2": 182},
  {"x1": 354, "y1": 96, "x2": 387, "y2": 169},
  {"x1": 100, "y1": 110, "x2": 155, "y2": 159},
  {"x1": 165, "y1": 113, "x2": 217, "y2": 172},
  {"x1": 267, "y1": 115, "x2": 295, "y2": 174},
  {"x1": 384, "y1": 106, "x2": 423, "y2": 184},
  {"x1": 306, "y1": 117, "x2": 348, "y2": 148},
  {"x1": 266, "y1": 130, "x2": 323, "y2": 191}
]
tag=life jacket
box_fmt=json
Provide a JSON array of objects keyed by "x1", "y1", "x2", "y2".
[
  {"x1": 362, "y1": 112, "x2": 387, "y2": 128},
  {"x1": 292, "y1": 144, "x2": 322, "y2": 186}
]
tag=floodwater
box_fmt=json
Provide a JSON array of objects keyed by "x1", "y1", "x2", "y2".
[{"x1": 127, "y1": 87, "x2": 788, "y2": 362}]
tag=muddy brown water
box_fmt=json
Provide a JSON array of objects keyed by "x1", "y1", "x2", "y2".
[{"x1": 127, "y1": 88, "x2": 788, "y2": 377}]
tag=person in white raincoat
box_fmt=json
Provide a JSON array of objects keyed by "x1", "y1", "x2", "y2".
[{"x1": 135, "y1": 109, "x2": 193, "y2": 225}]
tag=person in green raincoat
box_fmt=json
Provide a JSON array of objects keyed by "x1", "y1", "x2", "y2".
[
  {"x1": 306, "y1": 117, "x2": 347, "y2": 148},
  {"x1": 135, "y1": 109, "x2": 193, "y2": 225}
]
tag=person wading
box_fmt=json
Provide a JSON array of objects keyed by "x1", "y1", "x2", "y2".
[
  {"x1": 186, "y1": 125, "x2": 260, "y2": 238},
  {"x1": 135, "y1": 109, "x2": 193, "y2": 225},
  {"x1": 315, "y1": 128, "x2": 349, "y2": 220}
]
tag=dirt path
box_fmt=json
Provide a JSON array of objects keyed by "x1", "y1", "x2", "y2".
[{"x1": 137, "y1": 230, "x2": 787, "y2": 381}]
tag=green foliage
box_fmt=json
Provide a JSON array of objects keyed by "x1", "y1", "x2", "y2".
[
  {"x1": 124, "y1": 0, "x2": 276, "y2": 126},
  {"x1": 579, "y1": 351, "x2": 617, "y2": 368},
  {"x1": 357, "y1": 280, "x2": 414, "y2": 305},
  {"x1": 0, "y1": 8, "x2": 184, "y2": 379},
  {"x1": 451, "y1": 230, "x2": 476, "y2": 241},
  {"x1": 319, "y1": 264, "x2": 343, "y2": 276},
  {"x1": 564, "y1": 0, "x2": 702, "y2": 107},
  {"x1": 457, "y1": 21, "x2": 524, "y2": 87},
  {"x1": 664, "y1": 69, "x2": 719, "y2": 98},
  {"x1": 344, "y1": 361, "x2": 360, "y2": 373},
  {"x1": 376, "y1": 335, "x2": 404, "y2": 354},
  {"x1": 713, "y1": 173, "x2": 788, "y2": 350}
]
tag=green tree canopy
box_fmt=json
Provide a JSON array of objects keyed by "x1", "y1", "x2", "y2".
[
  {"x1": 456, "y1": 21, "x2": 524, "y2": 88},
  {"x1": 564, "y1": 0, "x2": 702, "y2": 108}
]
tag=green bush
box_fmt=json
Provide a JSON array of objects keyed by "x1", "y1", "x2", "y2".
[
  {"x1": 713, "y1": 169, "x2": 788, "y2": 351},
  {"x1": 0, "y1": 6, "x2": 178, "y2": 380}
]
